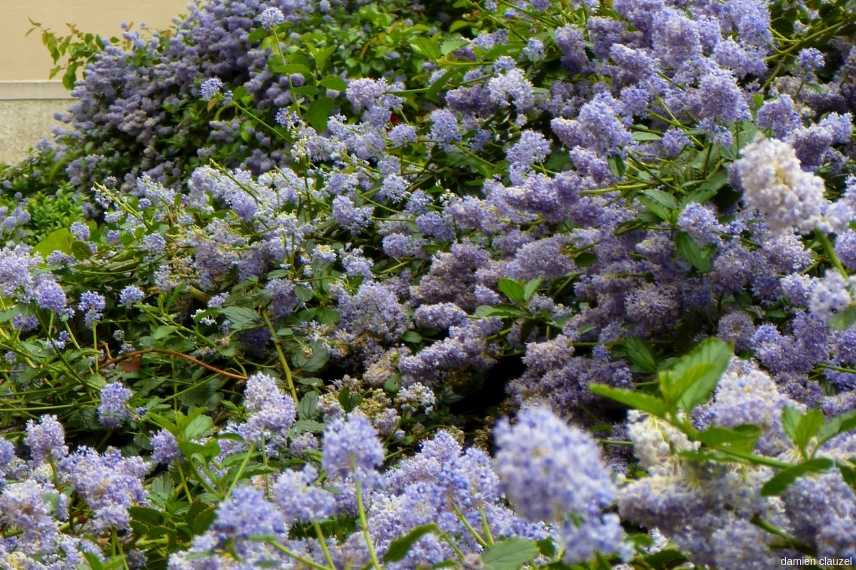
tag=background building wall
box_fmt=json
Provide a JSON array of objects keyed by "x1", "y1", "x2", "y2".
[{"x1": 0, "y1": 0, "x2": 186, "y2": 164}]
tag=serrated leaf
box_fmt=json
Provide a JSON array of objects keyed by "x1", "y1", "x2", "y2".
[
  {"x1": 319, "y1": 75, "x2": 347, "y2": 91},
  {"x1": 311, "y1": 45, "x2": 336, "y2": 72},
  {"x1": 761, "y1": 458, "x2": 834, "y2": 496},
  {"x1": 292, "y1": 419, "x2": 325, "y2": 433},
  {"x1": 641, "y1": 188, "x2": 677, "y2": 210},
  {"x1": 829, "y1": 306, "x2": 856, "y2": 331},
  {"x1": 35, "y1": 228, "x2": 73, "y2": 258},
  {"x1": 410, "y1": 37, "x2": 441, "y2": 60},
  {"x1": 659, "y1": 338, "x2": 732, "y2": 412},
  {"x1": 298, "y1": 392, "x2": 319, "y2": 420},
  {"x1": 383, "y1": 524, "x2": 440, "y2": 562},
  {"x1": 482, "y1": 539, "x2": 539, "y2": 570},
  {"x1": 781, "y1": 406, "x2": 824, "y2": 454},
  {"x1": 440, "y1": 37, "x2": 468, "y2": 56},
  {"x1": 307, "y1": 96, "x2": 336, "y2": 132},
  {"x1": 184, "y1": 415, "x2": 213, "y2": 440},
  {"x1": 818, "y1": 410, "x2": 856, "y2": 447},
  {"x1": 590, "y1": 384, "x2": 668, "y2": 417},
  {"x1": 675, "y1": 232, "x2": 715, "y2": 273},
  {"x1": 497, "y1": 278, "x2": 525, "y2": 304},
  {"x1": 523, "y1": 278, "x2": 542, "y2": 302},
  {"x1": 696, "y1": 425, "x2": 762, "y2": 454},
  {"x1": 621, "y1": 337, "x2": 657, "y2": 373},
  {"x1": 220, "y1": 306, "x2": 260, "y2": 331}
]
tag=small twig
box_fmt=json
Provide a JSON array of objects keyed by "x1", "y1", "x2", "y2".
[{"x1": 100, "y1": 348, "x2": 247, "y2": 381}]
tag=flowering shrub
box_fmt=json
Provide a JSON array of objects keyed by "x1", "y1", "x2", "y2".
[{"x1": 0, "y1": 0, "x2": 854, "y2": 568}]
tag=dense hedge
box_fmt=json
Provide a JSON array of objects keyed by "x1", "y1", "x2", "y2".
[{"x1": 0, "y1": 0, "x2": 854, "y2": 568}]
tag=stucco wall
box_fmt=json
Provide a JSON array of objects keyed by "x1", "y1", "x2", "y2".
[
  {"x1": 0, "y1": 0, "x2": 186, "y2": 164},
  {"x1": 1, "y1": 0, "x2": 187, "y2": 81}
]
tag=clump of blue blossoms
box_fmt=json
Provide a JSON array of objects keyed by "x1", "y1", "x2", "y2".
[{"x1": 0, "y1": 0, "x2": 853, "y2": 567}]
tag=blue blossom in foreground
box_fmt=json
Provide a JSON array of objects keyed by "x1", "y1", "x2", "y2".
[
  {"x1": 734, "y1": 137, "x2": 826, "y2": 234},
  {"x1": 678, "y1": 203, "x2": 724, "y2": 246},
  {"x1": 388, "y1": 124, "x2": 416, "y2": 147},
  {"x1": 78, "y1": 291, "x2": 106, "y2": 326},
  {"x1": 836, "y1": 230, "x2": 856, "y2": 271},
  {"x1": 272, "y1": 465, "x2": 336, "y2": 523},
  {"x1": 25, "y1": 415, "x2": 68, "y2": 464},
  {"x1": 206, "y1": 487, "x2": 289, "y2": 563},
  {"x1": 98, "y1": 382, "x2": 133, "y2": 428},
  {"x1": 151, "y1": 429, "x2": 179, "y2": 465},
  {"x1": 237, "y1": 372, "x2": 296, "y2": 452},
  {"x1": 809, "y1": 271, "x2": 854, "y2": 322},
  {"x1": 429, "y1": 109, "x2": 461, "y2": 146},
  {"x1": 199, "y1": 78, "x2": 223, "y2": 101},
  {"x1": 495, "y1": 406, "x2": 628, "y2": 563},
  {"x1": 322, "y1": 412, "x2": 384, "y2": 481},
  {"x1": 258, "y1": 7, "x2": 284, "y2": 29},
  {"x1": 798, "y1": 47, "x2": 824, "y2": 74},
  {"x1": 523, "y1": 38, "x2": 545, "y2": 61},
  {"x1": 70, "y1": 221, "x2": 90, "y2": 241},
  {"x1": 661, "y1": 128, "x2": 689, "y2": 157},
  {"x1": 34, "y1": 278, "x2": 67, "y2": 313},
  {"x1": 59, "y1": 447, "x2": 149, "y2": 532},
  {"x1": 119, "y1": 285, "x2": 144, "y2": 307}
]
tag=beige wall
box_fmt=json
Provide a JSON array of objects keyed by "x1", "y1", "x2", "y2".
[
  {"x1": 1, "y1": 0, "x2": 188, "y2": 81},
  {"x1": 0, "y1": 1, "x2": 187, "y2": 164}
]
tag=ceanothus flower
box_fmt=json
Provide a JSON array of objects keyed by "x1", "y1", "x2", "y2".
[
  {"x1": 272, "y1": 465, "x2": 336, "y2": 523},
  {"x1": 495, "y1": 407, "x2": 628, "y2": 563},
  {"x1": 199, "y1": 78, "x2": 224, "y2": 101},
  {"x1": 119, "y1": 285, "x2": 144, "y2": 307},
  {"x1": 151, "y1": 429, "x2": 179, "y2": 465},
  {"x1": 734, "y1": 137, "x2": 827, "y2": 234},
  {"x1": 98, "y1": 382, "x2": 133, "y2": 428},
  {"x1": 322, "y1": 412, "x2": 384, "y2": 482},
  {"x1": 78, "y1": 290, "x2": 106, "y2": 327},
  {"x1": 258, "y1": 7, "x2": 284, "y2": 29},
  {"x1": 25, "y1": 415, "x2": 68, "y2": 464}
]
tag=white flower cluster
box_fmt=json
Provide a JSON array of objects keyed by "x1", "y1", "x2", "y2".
[{"x1": 735, "y1": 137, "x2": 827, "y2": 234}]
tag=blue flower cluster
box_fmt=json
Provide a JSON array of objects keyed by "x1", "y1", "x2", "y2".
[{"x1": 0, "y1": 0, "x2": 853, "y2": 566}]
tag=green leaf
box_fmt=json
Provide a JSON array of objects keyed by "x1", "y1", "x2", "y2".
[
  {"x1": 184, "y1": 415, "x2": 214, "y2": 440},
  {"x1": 220, "y1": 306, "x2": 261, "y2": 331},
  {"x1": 292, "y1": 340, "x2": 330, "y2": 373},
  {"x1": 818, "y1": 410, "x2": 856, "y2": 447},
  {"x1": 682, "y1": 169, "x2": 728, "y2": 206},
  {"x1": 268, "y1": 55, "x2": 311, "y2": 76},
  {"x1": 781, "y1": 406, "x2": 824, "y2": 453},
  {"x1": 410, "y1": 37, "x2": 441, "y2": 60},
  {"x1": 383, "y1": 524, "x2": 440, "y2": 563},
  {"x1": 590, "y1": 384, "x2": 668, "y2": 417},
  {"x1": 839, "y1": 462, "x2": 856, "y2": 489},
  {"x1": 34, "y1": 228, "x2": 74, "y2": 257},
  {"x1": 473, "y1": 305, "x2": 526, "y2": 319},
  {"x1": 658, "y1": 338, "x2": 732, "y2": 412},
  {"x1": 523, "y1": 278, "x2": 542, "y2": 302},
  {"x1": 307, "y1": 96, "x2": 336, "y2": 132},
  {"x1": 298, "y1": 392, "x2": 319, "y2": 420},
  {"x1": 675, "y1": 232, "x2": 715, "y2": 273},
  {"x1": 402, "y1": 330, "x2": 422, "y2": 344},
  {"x1": 481, "y1": 539, "x2": 539, "y2": 570},
  {"x1": 311, "y1": 45, "x2": 336, "y2": 72},
  {"x1": 292, "y1": 419, "x2": 325, "y2": 433},
  {"x1": 319, "y1": 75, "x2": 348, "y2": 91},
  {"x1": 621, "y1": 337, "x2": 657, "y2": 374},
  {"x1": 638, "y1": 189, "x2": 677, "y2": 221},
  {"x1": 497, "y1": 278, "x2": 525, "y2": 304},
  {"x1": 761, "y1": 458, "x2": 834, "y2": 496},
  {"x1": 696, "y1": 425, "x2": 762, "y2": 454},
  {"x1": 440, "y1": 37, "x2": 468, "y2": 56},
  {"x1": 829, "y1": 306, "x2": 856, "y2": 331}
]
